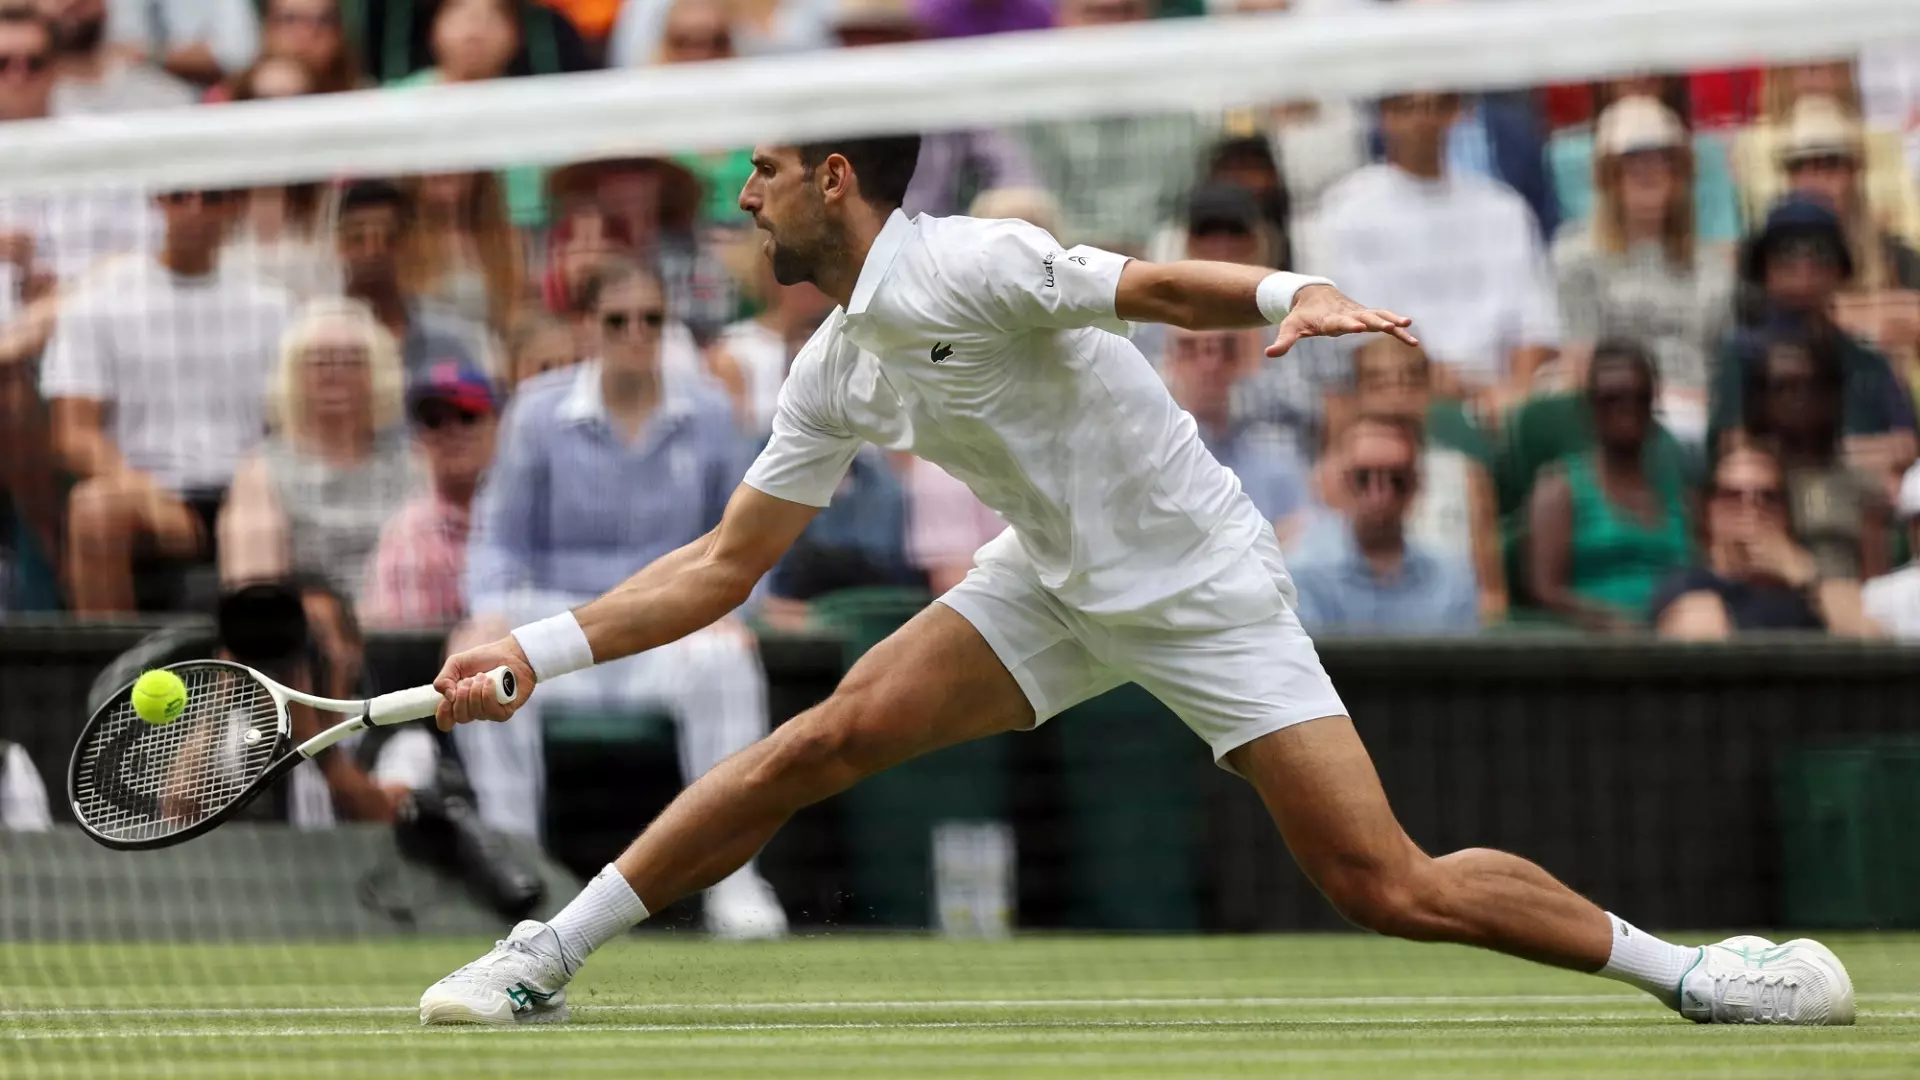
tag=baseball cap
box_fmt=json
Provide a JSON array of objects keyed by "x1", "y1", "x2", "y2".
[
  {"x1": 1185, "y1": 184, "x2": 1261, "y2": 237},
  {"x1": 407, "y1": 359, "x2": 499, "y2": 421}
]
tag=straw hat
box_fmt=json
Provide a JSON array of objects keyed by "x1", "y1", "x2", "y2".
[
  {"x1": 1778, "y1": 95, "x2": 1863, "y2": 165},
  {"x1": 1595, "y1": 95, "x2": 1686, "y2": 157}
]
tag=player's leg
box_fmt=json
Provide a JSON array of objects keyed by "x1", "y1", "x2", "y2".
[
  {"x1": 649, "y1": 620, "x2": 787, "y2": 938},
  {"x1": 1225, "y1": 718, "x2": 1612, "y2": 968},
  {"x1": 1226, "y1": 719, "x2": 1853, "y2": 1024},
  {"x1": 421, "y1": 601, "x2": 1044, "y2": 1025}
]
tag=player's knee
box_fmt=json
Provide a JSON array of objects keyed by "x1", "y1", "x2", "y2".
[
  {"x1": 749, "y1": 697, "x2": 880, "y2": 792},
  {"x1": 1319, "y1": 857, "x2": 1450, "y2": 941}
]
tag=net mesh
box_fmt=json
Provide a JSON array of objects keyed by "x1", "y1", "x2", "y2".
[
  {"x1": 68, "y1": 662, "x2": 282, "y2": 846},
  {"x1": 3, "y1": 0, "x2": 1920, "y2": 1075}
]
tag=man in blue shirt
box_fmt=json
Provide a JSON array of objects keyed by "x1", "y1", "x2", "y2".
[
  {"x1": 454, "y1": 260, "x2": 786, "y2": 938},
  {"x1": 1289, "y1": 416, "x2": 1478, "y2": 635}
]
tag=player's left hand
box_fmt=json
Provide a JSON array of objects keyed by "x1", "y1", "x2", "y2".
[{"x1": 1268, "y1": 285, "x2": 1418, "y2": 358}]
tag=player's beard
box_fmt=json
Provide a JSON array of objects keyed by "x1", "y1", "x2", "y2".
[{"x1": 767, "y1": 237, "x2": 815, "y2": 288}]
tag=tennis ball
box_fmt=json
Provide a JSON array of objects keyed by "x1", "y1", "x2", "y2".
[{"x1": 131, "y1": 669, "x2": 188, "y2": 726}]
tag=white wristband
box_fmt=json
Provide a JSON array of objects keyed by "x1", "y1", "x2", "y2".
[
  {"x1": 511, "y1": 611, "x2": 595, "y2": 682},
  {"x1": 1255, "y1": 271, "x2": 1336, "y2": 324}
]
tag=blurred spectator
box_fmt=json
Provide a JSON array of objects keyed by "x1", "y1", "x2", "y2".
[
  {"x1": 360, "y1": 0, "x2": 593, "y2": 84},
  {"x1": 914, "y1": 0, "x2": 1050, "y2": 37},
  {"x1": 219, "y1": 299, "x2": 422, "y2": 606},
  {"x1": 761, "y1": 445, "x2": 918, "y2": 625},
  {"x1": 402, "y1": 172, "x2": 525, "y2": 335},
  {"x1": 546, "y1": 157, "x2": 739, "y2": 342},
  {"x1": 1313, "y1": 338, "x2": 1505, "y2": 621},
  {"x1": 42, "y1": 187, "x2": 293, "y2": 615},
  {"x1": 1151, "y1": 183, "x2": 1274, "y2": 269},
  {"x1": 542, "y1": 202, "x2": 633, "y2": 318},
  {"x1": 904, "y1": 458, "x2": 1003, "y2": 595},
  {"x1": 1733, "y1": 63, "x2": 1920, "y2": 247},
  {"x1": 362, "y1": 360, "x2": 501, "y2": 628},
  {"x1": 222, "y1": 52, "x2": 316, "y2": 100},
  {"x1": 505, "y1": 311, "x2": 579, "y2": 388},
  {"x1": 0, "y1": 5, "x2": 67, "y2": 603},
  {"x1": 1863, "y1": 462, "x2": 1920, "y2": 638},
  {"x1": 1709, "y1": 197, "x2": 1917, "y2": 472},
  {"x1": 257, "y1": 0, "x2": 363, "y2": 94},
  {"x1": 1738, "y1": 332, "x2": 1891, "y2": 582},
  {"x1": 1526, "y1": 343, "x2": 1692, "y2": 631},
  {"x1": 821, "y1": 0, "x2": 1039, "y2": 219},
  {"x1": 713, "y1": 257, "x2": 833, "y2": 434},
  {"x1": 1164, "y1": 325, "x2": 1305, "y2": 525},
  {"x1": 458, "y1": 260, "x2": 784, "y2": 936},
  {"x1": 1778, "y1": 96, "x2": 1920, "y2": 291},
  {"x1": 225, "y1": 180, "x2": 342, "y2": 305},
  {"x1": 1545, "y1": 76, "x2": 1744, "y2": 249},
  {"x1": 609, "y1": 0, "x2": 831, "y2": 67},
  {"x1": 105, "y1": 0, "x2": 259, "y2": 86},
  {"x1": 1552, "y1": 96, "x2": 1734, "y2": 447},
  {"x1": 967, "y1": 187, "x2": 1064, "y2": 237},
  {"x1": 334, "y1": 179, "x2": 495, "y2": 378},
  {"x1": 655, "y1": 0, "x2": 757, "y2": 226},
  {"x1": 1653, "y1": 445, "x2": 1879, "y2": 639},
  {"x1": 0, "y1": 738, "x2": 51, "y2": 829},
  {"x1": 1019, "y1": 0, "x2": 1214, "y2": 252},
  {"x1": 1305, "y1": 92, "x2": 1559, "y2": 409},
  {"x1": 1199, "y1": 136, "x2": 1293, "y2": 268},
  {"x1": 1289, "y1": 416, "x2": 1478, "y2": 635},
  {"x1": 537, "y1": 0, "x2": 622, "y2": 49},
  {"x1": 38, "y1": 0, "x2": 196, "y2": 114}
]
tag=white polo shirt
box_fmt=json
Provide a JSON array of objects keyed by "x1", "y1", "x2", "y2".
[{"x1": 743, "y1": 211, "x2": 1276, "y2": 620}]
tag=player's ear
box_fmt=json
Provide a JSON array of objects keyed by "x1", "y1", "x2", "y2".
[{"x1": 818, "y1": 153, "x2": 855, "y2": 205}]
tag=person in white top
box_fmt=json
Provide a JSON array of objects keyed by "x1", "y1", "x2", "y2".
[
  {"x1": 1862, "y1": 461, "x2": 1920, "y2": 638},
  {"x1": 417, "y1": 137, "x2": 1854, "y2": 1029},
  {"x1": 41, "y1": 187, "x2": 293, "y2": 614},
  {"x1": 1305, "y1": 92, "x2": 1560, "y2": 411}
]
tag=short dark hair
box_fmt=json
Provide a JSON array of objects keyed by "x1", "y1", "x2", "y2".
[
  {"x1": 1740, "y1": 329, "x2": 1843, "y2": 442},
  {"x1": 577, "y1": 257, "x2": 664, "y2": 314},
  {"x1": 1586, "y1": 339, "x2": 1658, "y2": 396},
  {"x1": 336, "y1": 179, "x2": 411, "y2": 223},
  {"x1": 797, "y1": 135, "x2": 922, "y2": 211}
]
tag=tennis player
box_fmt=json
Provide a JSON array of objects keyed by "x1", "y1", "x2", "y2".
[{"x1": 419, "y1": 136, "x2": 1851, "y2": 1027}]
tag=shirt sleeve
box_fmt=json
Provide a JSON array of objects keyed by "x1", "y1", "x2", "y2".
[
  {"x1": 208, "y1": 0, "x2": 261, "y2": 73},
  {"x1": 742, "y1": 334, "x2": 862, "y2": 508},
  {"x1": 958, "y1": 219, "x2": 1132, "y2": 335},
  {"x1": 38, "y1": 285, "x2": 113, "y2": 402}
]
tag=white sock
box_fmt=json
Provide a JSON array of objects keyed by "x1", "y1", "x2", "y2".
[
  {"x1": 548, "y1": 864, "x2": 650, "y2": 975},
  {"x1": 1597, "y1": 913, "x2": 1699, "y2": 1008}
]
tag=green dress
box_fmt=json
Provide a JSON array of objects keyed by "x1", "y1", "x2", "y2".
[{"x1": 1565, "y1": 453, "x2": 1693, "y2": 620}]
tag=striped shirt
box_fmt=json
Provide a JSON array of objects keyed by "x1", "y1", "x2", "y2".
[
  {"x1": 465, "y1": 361, "x2": 748, "y2": 616},
  {"x1": 361, "y1": 492, "x2": 472, "y2": 630}
]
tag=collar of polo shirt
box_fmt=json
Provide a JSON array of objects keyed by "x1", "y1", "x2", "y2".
[
  {"x1": 845, "y1": 209, "x2": 916, "y2": 317},
  {"x1": 556, "y1": 359, "x2": 701, "y2": 427}
]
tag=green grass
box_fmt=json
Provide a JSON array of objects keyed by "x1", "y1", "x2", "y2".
[{"x1": 5, "y1": 933, "x2": 1919, "y2": 1078}]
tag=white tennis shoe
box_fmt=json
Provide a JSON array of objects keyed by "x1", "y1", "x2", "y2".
[
  {"x1": 419, "y1": 920, "x2": 572, "y2": 1026},
  {"x1": 705, "y1": 865, "x2": 789, "y2": 941},
  {"x1": 1677, "y1": 935, "x2": 1855, "y2": 1025}
]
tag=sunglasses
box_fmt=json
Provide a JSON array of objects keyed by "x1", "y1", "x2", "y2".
[
  {"x1": 160, "y1": 189, "x2": 243, "y2": 206},
  {"x1": 1349, "y1": 467, "x2": 1414, "y2": 496},
  {"x1": 0, "y1": 52, "x2": 50, "y2": 75},
  {"x1": 416, "y1": 405, "x2": 484, "y2": 431},
  {"x1": 1713, "y1": 484, "x2": 1785, "y2": 511},
  {"x1": 601, "y1": 309, "x2": 666, "y2": 334}
]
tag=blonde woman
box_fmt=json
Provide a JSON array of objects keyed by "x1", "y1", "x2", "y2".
[
  {"x1": 219, "y1": 298, "x2": 424, "y2": 605},
  {"x1": 1552, "y1": 96, "x2": 1733, "y2": 445},
  {"x1": 401, "y1": 172, "x2": 525, "y2": 336}
]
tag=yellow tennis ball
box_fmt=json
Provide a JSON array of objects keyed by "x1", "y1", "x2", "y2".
[{"x1": 131, "y1": 669, "x2": 189, "y2": 726}]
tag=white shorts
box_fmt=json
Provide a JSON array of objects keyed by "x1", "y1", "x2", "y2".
[{"x1": 937, "y1": 529, "x2": 1347, "y2": 772}]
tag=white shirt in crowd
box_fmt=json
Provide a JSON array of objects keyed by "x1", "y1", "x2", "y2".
[
  {"x1": 39, "y1": 255, "x2": 293, "y2": 494},
  {"x1": 1304, "y1": 164, "x2": 1560, "y2": 384},
  {"x1": 743, "y1": 211, "x2": 1276, "y2": 619},
  {"x1": 107, "y1": 0, "x2": 260, "y2": 78},
  {"x1": 0, "y1": 191, "x2": 160, "y2": 323},
  {"x1": 716, "y1": 317, "x2": 789, "y2": 436},
  {"x1": 0, "y1": 742, "x2": 52, "y2": 831},
  {"x1": 51, "y1": 59, "x2": 197, "y2": 117}
]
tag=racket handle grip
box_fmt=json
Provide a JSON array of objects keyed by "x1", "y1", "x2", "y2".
[{"x1": 367, "y1": 666, "x2": 522, "y2": 725}]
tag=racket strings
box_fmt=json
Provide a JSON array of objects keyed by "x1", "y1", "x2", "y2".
[{"x1": 71, "y1": 665, "x2": 282, "y2": 843}]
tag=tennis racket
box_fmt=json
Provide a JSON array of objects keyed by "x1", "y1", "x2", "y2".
[{"x1": 67, "y1": 660, "x2": 518, "y2": 851}]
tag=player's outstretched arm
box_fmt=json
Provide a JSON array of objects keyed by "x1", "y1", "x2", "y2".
[
  {"x1": 432, "y1": 485, "x2": 818, "y2": 729},
  {"x1": 1112, "y1": 260, "x2": 1418, "y2": 358}
]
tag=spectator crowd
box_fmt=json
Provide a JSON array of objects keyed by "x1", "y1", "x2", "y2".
[{"x1": 3, "y1": 0, "x2": 1920, "y2": 875}]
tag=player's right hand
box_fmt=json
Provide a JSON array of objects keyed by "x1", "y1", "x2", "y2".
[{"x1": 433, "y1": 636, "x2": 537, "y2": 731}]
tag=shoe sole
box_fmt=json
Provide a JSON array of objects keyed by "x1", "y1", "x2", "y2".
[
  {"x1": 1781, "y1": 938, "x2": 1856, "y2": 1026},
  {"x1": 419, "y1": 1000, "x2": 571, "y2": 1027}
]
